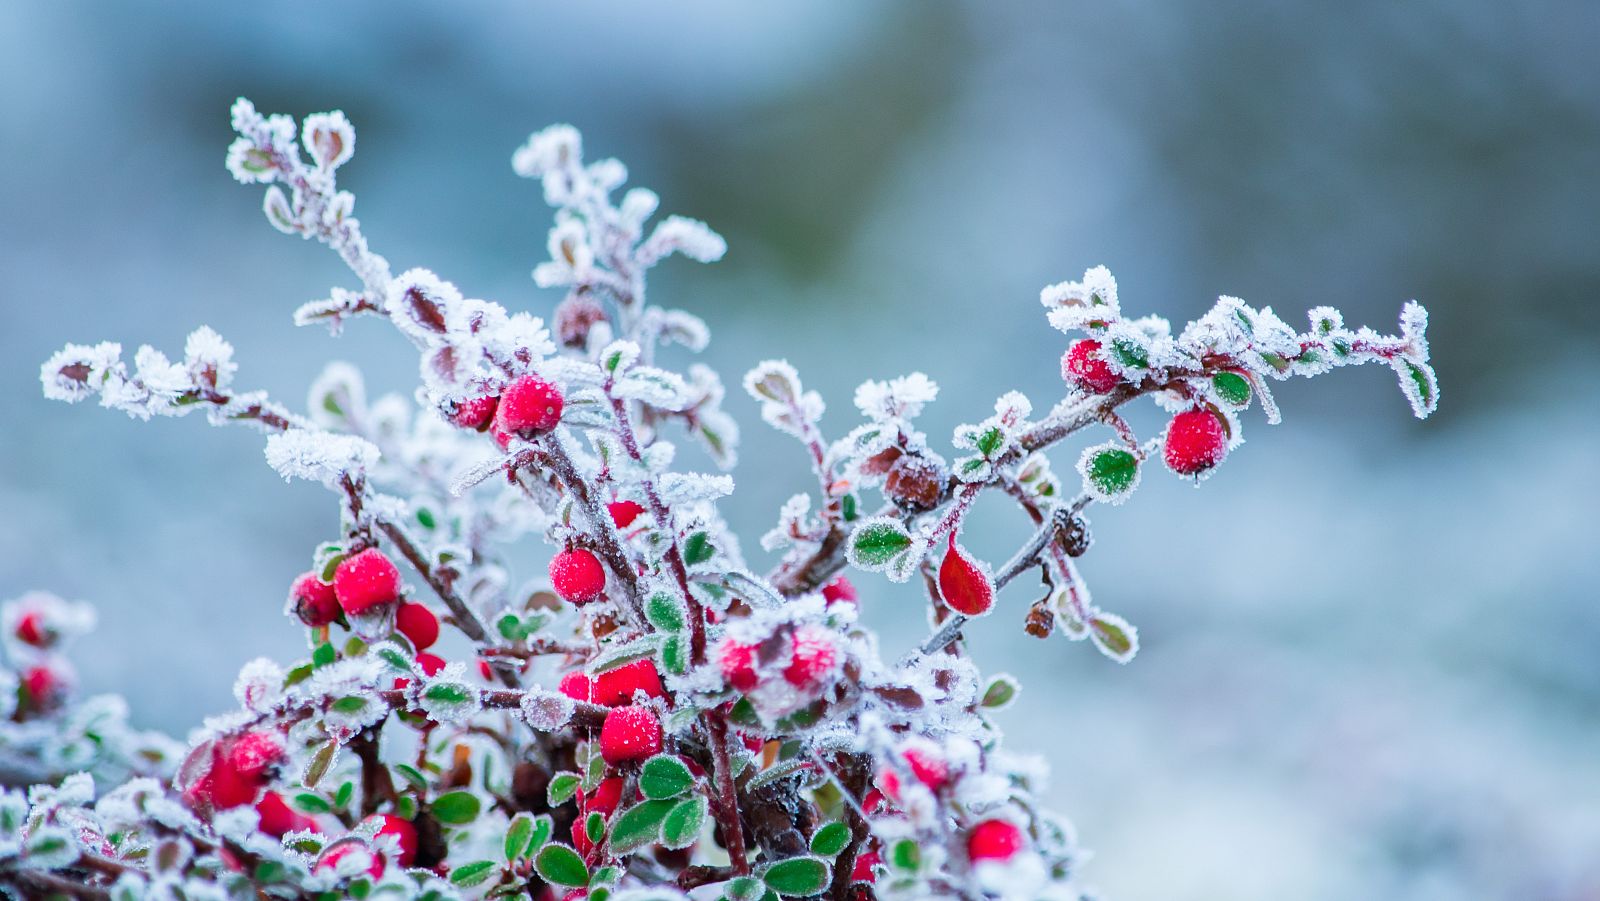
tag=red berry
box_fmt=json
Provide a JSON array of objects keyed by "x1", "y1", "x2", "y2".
[
  {"x1": 570, "y1": 817, "x2": 596, "y2": 856},
  {"x1": 820, "y1": 576, "x2": 857, "y2": 607},
  {"x1": 492, "y1": 424, "x2": 514, "y2": 451},
  {"x1": 256, "y1": 791, "x2": 315, "y2": 838},
  {"x1": 228, "y1": 731, "x2": 286, "y2": 783},
  {"x1": 782, "y1": 626, "x2": 838, "y2": 689},
  {"x1": 1061, "y1": 339, "x2": 1120, "y2": 394},
  {"x1": 1164, "y1": 408, "x2": 1228, "y2": 476},
  {"x1": 477, "y1": 659, "x2": 494, "y2": 681},
  {"x1": 494, "y1": 374, "x2": 564, "y2": 438},
  {"x1": 718, "y1": 639, "x2": 759, "y2": 692},
  {"x1": 334, "y1": 548, "x2": 401, "y2": 616},
  {"x1": 449, "y1": 394, "x2": 499, "y2": 431},
  {"x1": 851, "y1": 848, "x2": 881, "y2": 883},
  {"x1": 317, "y1": 842, "x2": 385, "y2": 880},
  {"x1": 967, "y1": 818, "x2": 1025, "y2": 862},
  {"x1": 599, "y1": 706, "x2": 662, "y2": 765},
  {"x1": 938, "y1": 536, "x2": 994, "y2": 616},
  {"x1": 607, "y1": 500, "x2": 646, "y2": 529},
  {"x1": 550, "y1": 548, "x2": 606, "y2": 605},
  {"x1": 593, "y1": 660, "x2": 665, "y2": 706},
  {"x1": 877, "y1": 768, "x2": 903, "y2": 804},
  {"x1": 395, "y1": 602, "x2": 439, "y2": 651},
  {"x1": 862, "y1": 789, "x2": 886, "y2": 815},
  {"x1": 558, "y1": 670, "x2": 596, "y2": 703},
  {"x1": 209, "y1": 759, "x2": 259, "y2": 810},
  {"x1": 904, "y1": 747, "x2": 948, "y2": 790},
  {"x1": 289, "y1": 572, "x2": 340, "y2": 627},
  {"x1": 417, "y1": 652, "x2": 446, "y2": 677},
  {"x1": 365, "y1": 814, "x2": 418, "y2": 868},
  {"x1": 579, "y1": 776, "x2": 624, "y2": 817},
  {"x1": 21, "y1": 665, "x2": 59, "y2": 707},
  {"x1": 14, "y1": 611, "x2": 48, "y2": 648}
]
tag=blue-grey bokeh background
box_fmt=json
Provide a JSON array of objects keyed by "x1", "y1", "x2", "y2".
[{"x1": 3, "y1": 3, "x2": 1597, "y2": 898}]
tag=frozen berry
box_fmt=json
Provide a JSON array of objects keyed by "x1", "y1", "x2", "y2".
[
  {"x1": 599, "y1": 706, "x2": 662, "y2": 765},
  {"x1": 395, "y1": 602, "x2": 439, "y2": 651},
  {"x1": 415, "y1": 652, "x2": 446, "y2": 677},
  {"x1": 718, "y1": 639, "x2": 759, "y2": 692},
  {"x1": 227, "y1": 731, "x2": 286, "y2": 784},
  {"x1": 317, "y1": 842, "x2": 385, "y2": 880},
  {"x1": 14, "y1": 611, "x2": 48, "y2": 648},
  {"x1": 1061, "y1": 339, "x2": 1120, "y2": 394},
  {"x1": 558, "y1": 670, "x2": 596, "y2": 703},
  {"x1": 494, "y1": 374, "x2": 564, "y2": 438},
  {"x1": 289, "y1": 572, "x2": 340, "y2": 628},
  {"x1": 256, "y1": 791, "x2": 316, "y2": 838},
  {"x1": 938, "y1": 537, "x2": 994, "y2": 616},
  {"x1": 570, "y1": 817, "x2": 596, "y2": 856},
  {"x1": 579, "y1": 776, "x2": 624, "y2": 817},
  {"x1": 782, "y1": 625, "x2": 838, "y2": 689},
  {"x1": 967, "y1": 819, "x2": 1025, "y2": 862},
  {"x1": 365, "y1": 813, "x2": 419, "y2": 868},
  {"x1": 550, "y1": 548, "x2": 606, "y2": 605},
  {"x1": 851, "y1": 848, "x2": 881, "y2": 883},
  {"x1": 449, "y1": 394, "x2": 499, "y2": 431},
  {"x1": 593, "y1": 660, "x2": 665, "y2": 706},
  {"x1": 884, "y1": 454, "x2": 945, "y2": 512},
  {"x1": 607, "y1": 500, "x2": 646, "y2": 529},
  {"x1": 820, "y1": 576, "x2": 857, "y2": 607},
  {"x1": 208, "y1": 759, "x2": 259, "y2": 809},
  {"x1": 1163, "y1": 408, "x2": 1228, "y2": 476},
  {"x1": 334, "y1": 548, "x2": 401, "y2": 616},
  {"x1": 904, "y1": 747, "x2": 949, "y2": 790},
  {"x1": 21, "y1": 666, "x2": 59, "y2": 708}
]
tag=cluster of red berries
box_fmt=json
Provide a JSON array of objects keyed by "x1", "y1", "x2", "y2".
[
  {"x1": 460, "y1": 373, "x2": 565, "y2": 450},
  {"x1": 558, "y1": 659, "x2": 665, "y2": 707},
  {"x1": 717, "y1": 622, "x2": 840, "y2": 695},
  {"x1": 186, "y1": 729, "x2": 286, "y2": 812}
]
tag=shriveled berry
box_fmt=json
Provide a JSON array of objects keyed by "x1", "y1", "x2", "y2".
[
  {"x1": 333, "y1": 548, "x2": 401, "y2": 616},
  {"x1": 494, "y1": 374, "x2": 564, "y2": 437},
  {"x1": 289, "y1": 572, "x2": 340, "y2": 628},
  {"x1": 607, "y1": 500, "x2": 646, "y2": 529},
  {"x1": 938, "y1": 537, "x2": 994, "y2": 617},
  {"x1": 967, "y1": 818, "x2": 1025, "y2": 862},
  {"x1": 718, "y1": 639, "x2": 759, "y2": 692},
  {"x1": 782, "y1": 625, "x2": 838, "y2": 689},
  {"x1": 592, "y1": 659, "x2": 665, "y2": 706},
  {"x1": 448, "y1": 394, "x2": 499, "y2": 431},
  {"x1": 365, "y1": 814, "x2": 419, "y2": 868},
  {"x1": 1061, "y1": 339, "x2": 1120, "y2": 393},
  {"x1": 558, "y1": 670, "x2": 596, "y2": 703},
  {"x1": 550, "y1": 548, "x2": 606, "y2": 605},
  {"x1": 395, "y1": 602, "x2": 439, "y2": 651},
  {"x1": 820, "y1": 576, "x2": 857, "y2": 607},
  {"x1": 883, "y1": 454, "x2": 945, "y2": 512},
  {"x1": 1164, "y1": 408, "x2": 1228, "y2": 475},
  {"x1": 599, "y1": 706, "x2": 662, "y2": 765}
]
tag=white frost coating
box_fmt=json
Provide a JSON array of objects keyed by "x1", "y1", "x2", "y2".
[
  {"x1": 263, "y1": 430, "x2": 378, "y2": 486},
  {"x1": 1041, "y1": 264, "x2": 1120, "y2": 333},
  {"x1": 519, "y1": 690, "x2": 574, "y2": 731},
  {"x1": 183, "y1": 326, "x2": 237, "y2": 390},
  {"x1": 232, "y1": 658, "x2": 284, "y2": 714},
  {"x1": 854, "y1": 372, "x2": 938, "y2": 421},
  {"x1": 301, "y1": 111, "x2": 355, "y2": 170},
  {"x1": 637, "y1": 215, "x2": 727, "y2": 266}
]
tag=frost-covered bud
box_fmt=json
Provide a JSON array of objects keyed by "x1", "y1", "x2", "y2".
[
  {"x1": 394, "y1": 602, "x2": 439, "y2": 651},
  {"x1": 592, "y1": 659, "x2": 665, "y2": 706},
  {"x1": 1163, "y1": 408, "x2": 1228, "y2": 476},
  {"x1": 599, "y1": 706, "x2": 662, "y2": 765},
  {"x1": 446, "y1": 394, "x2": 499, "y2": 432},
  {"x1": 554, "y1": 294, "x2": 609, "y2": 348},
  {"x1": 883, "y1": 454, "x2": 946, "y2": 512},
  {"x1": 549, "y1": 548, "x2": 605, "y2": 605},
  {"x1": 333, "y1": 548, "x2": 401, "y2": 615},
  {"x1": 21, "y1": 664, "x2": 65, "y2": 711},
  {"x1": 967, "y1": 818, "x2": 1025, "y2": 862},
  {"x1": 1061, "y1": 339, "x2": 1120, "y2": 394},
  {"x1": 289, "y1": 572, "x2": 340, "y2": 628},
  {"x1": 363, "y1": 813, "x2": 418, "y2": 868},
  {"x1": 494, "y1": 374, "x2": 564, "y2": 438},
  {"x1": 781, "y1": 624, "x2": 839, "y2": 689}
]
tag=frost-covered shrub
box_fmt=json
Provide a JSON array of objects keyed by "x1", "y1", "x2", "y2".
[{"x1": 11, "y1": 99, "x2": 1438, "y2": 900}]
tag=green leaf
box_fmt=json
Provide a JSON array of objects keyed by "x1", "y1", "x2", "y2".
[
  {"x1": 330, "y1": 696, "x2": 368, "y2": 715},
  {"x1": 980, "y1": 673, "x2": 1020, "y2": 710},
  {"x1": 762, "y1": 856, "x2": 831, "y2": 896},
  {"x1": 394, "y1": 795, "x2": 417, "y2": 821},
  {"x1": 283, "y1": 662, "x2": 314, "y2": 688},
  {"x1": 590, "y1": 635, "x2": 663, "y2": 674},
  {"x1": 1110, "y1": 337, "x2": 1149, "y2": 369},
  {"x1": 645, "y1": 592, "x2": 685, "y2": 633},
  {"x1": 588, "y1": 865, "x2": 622, "y2": 887},
  {"x1": 415, "y1": 507, "x2": 436, "y2": 530},
  {"x1": 639, "y1": 755, "x2": 694, "y2": 800},
  {"x1": 585, "y1": 811, "x2": 605, "y2": 843},
  {"x1": 505, "y1": 813, "x2": 535, "y2": 861},
  {"x1": 724, "y1": 875, "x2": 767, "y2": 901},
  {"x1": 889, "y1": 838, "x2": 920, "y2": 872},
  {"x1": 432, "y1": 790, "x2": 481, "y2": 825},
  {"x1": 292, "y1": 793, "x2": 331, "y2": 815},
  {"x1": 374, "y1": 645, "x2": 412, "y2": 672},
  {"x1": 847, "y1": 518, "x2": 913, "y2": 570},
  {"x1": 1077, "y1": 443, "x2": 1140, "y2": 504},
  {"x1": 809, "y1": 821, "x2": 851, "y2": 857},
  {"x1": 547, "y1": 771, "x2": 581, "y2": 806},
  {"x1": 1212, "y1": 371, "x2": 1252, "y2": 407},
  {"x1": 607, "y1": 799, "x2": 675, "y2": 855},
  {"x1": 526, "y1": 813, "x2": 553, "y2": 856},
  {"x1": 660, "y1": 797, "x2": 705, "y2": 850},
  {"x1": 312, "y1": 642, "x2": 336, "y2": 668},
  {"x1": 683, "y1": 531, "x2": 715, "y2": 565},
  {"x1": 840, "y1": 493, "x2": 858, "y2": 522},
  {"x1": 534, "y1": 844, "x2": 590, "y2": 887},
  {"x1": 449, "y1": 860, "x2": 498, "y2": 887},
  {"x1": 332, "y1": 781, "x2": 354, "y2": 810},
  {"x1": 423, "y1": 682, "x2": 472, "y2": 705},
  {"x1": 974, "y1": 426, "x2": 1005, "y2": 458},
  {"x1": 253, "y1": 860, "x2": 286, "y2": 883},
  {"x1": 304, "y1": 740, "x2": 337, "y2": 788},
  {"x1": 1088, "y1": 612, "x2": 1138, "y2": 663},
  {"x1": 393, "y1": 763, "x2": 428, "y2": 792},
  {"x1": 660, "y1": 634, "x2": 690, "y2": 675}
]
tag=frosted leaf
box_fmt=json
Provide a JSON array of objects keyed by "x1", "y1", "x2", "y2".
[
  {"x1": 1086, "y1": 611, "x2": 1138, "y2": 664},
  {"x1": 615, "y1": 367, "x2": 691, "y2": 410},
  {"x1": 854, "y1": 373, "x2": 937, "y2": 422},
  {"x1": 293, "y1": 288, "x2": 370, "y2": 335},
  {"x1": 131, "y1": 346, "x2": 190, "y2": 402},
  {"x1": 599, "y1": 340, "x2": 641, "y2": 376},
  {"x1": 587, "y1": 157, "x2": 629, "y2": 193},
  {"x1": 655, "y1": 309, "x2": 710, "y2": 352},
  {"x1": 657, "y1": 473, "x2": 734, "y2": 507},
  {"x1": 224, "y1": 137, "x2": 276, "y2": 184},
  {"x1": 519, "y1": 690, "x2": 575, "y2": 732},
  {"x1": 40, "y1": 342, "x2": 120, "y2": 403},
  {"x1": 1393, "y1": 356, "x2": 1440, "y2": 419},
  {"x1": 232, "y1": 658, "x2": 284, "y2": 713},
  {"x1": 619, "y1": 187, "x2": 660, "y2": 229},
  {"x1": 761, "y1": 493, "x2": 817, "y2": 552},
  {"x1": 1075, "y1": 442, "x2": 1140, "y2": 505},
  {"x1": 1041, "y1": 265, "x2": 1120, "y2": 333},
  {"x1": 417, "y1": 666, "x2": 481, "y2": 724},
  {"x1": 182, "y1": 326, "x2": 236, "y2": 391},
  {"x1": 534, "y1": 218, "x2": 592, "y2": 289},
  {"x1": 301, "y1": 111, "x2": 355, "y2": 170},
  {"x1": 306, "y1": 361, "x2": 366, "y2": 428},
  {"x1": 512, "y1": 124, "x2": 582, "y2": 179},
  {"x1": 385, "y1": 269, "x2": 463, "y2": 343},
  {"x1": 637, "y1": 215, "x2": 727, "y2": 266},
  {"x1": 847, "y1": 517, "x2": 916, "y2": 577},
  {"x1": 23, "y1": 825, "x2": 78, "y2": 869},
  {"x1": 263, "y1": 430, "x2": 379, "y2": 486},
  {"x1": 262, "y1": 185, "x2": 296, "y2": 234}
]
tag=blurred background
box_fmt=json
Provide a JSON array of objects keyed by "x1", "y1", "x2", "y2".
[{"x1": 2, "y1": 2, "x2": 1597, "y2": 898}]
